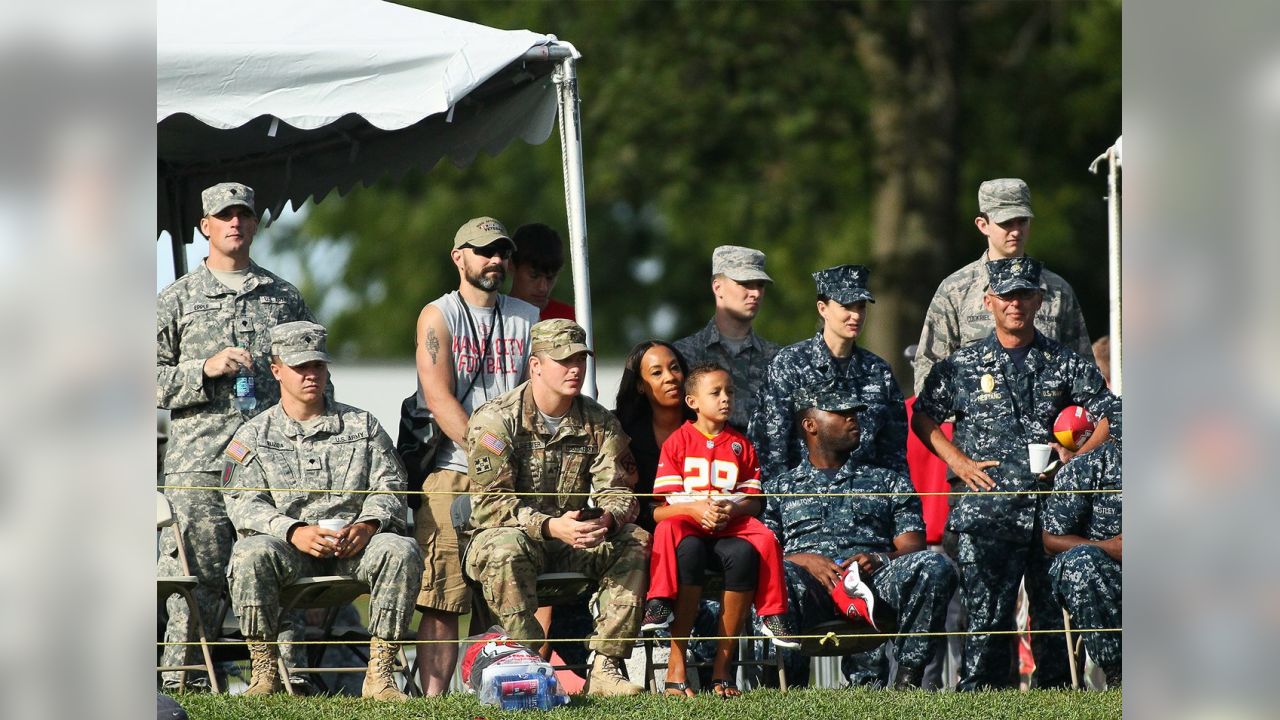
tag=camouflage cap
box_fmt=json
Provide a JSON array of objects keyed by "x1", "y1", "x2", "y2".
[
  {"x1": 453, "y1": 216, "x2": 512, "y2": 250},
  {"x1": 270, "y1": 321, "x2": 332, "y2": 366},
  {"x1": 793, "y1": 382, "x2": 866, "y2": 414},
  {"x1": 812, "y1": 264, "x2": 875, "y2": 304},
  {"x1": 985, "y1": 256, "x2": 1044, "y2": 295},
  {"x1": 712, "y1": 245, "x2": 773, "y2": 283},
  {"x1": 978, "y1": 178, "x2": 1034, "y2": 224},
  {"x1": 201, "y1": 182, "x2": 255, "y2": 217},
  {"x1": 530, "y1": 318, "x2": 593, "y2": 360}
]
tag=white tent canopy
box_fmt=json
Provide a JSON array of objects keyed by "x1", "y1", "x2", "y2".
[
  {"x1": 157, "y1": 0, "x2": 598, "y2": 394},
  {"x1": 158, "y1": 0, "x2": 574, "y2": 249}
]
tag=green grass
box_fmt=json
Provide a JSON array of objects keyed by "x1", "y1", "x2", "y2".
[{"x1": 173, "y1": 688, "x2": 1121, "y2": 719}]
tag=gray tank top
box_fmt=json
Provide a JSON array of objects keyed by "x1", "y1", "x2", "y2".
[{"x1": 418, "y1": 292, "x2": 540, "y2": 471}]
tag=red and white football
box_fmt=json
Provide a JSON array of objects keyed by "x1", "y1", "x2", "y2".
[{"x1": 1053, "y1": 405, "x2": 1096, "y2": 451}]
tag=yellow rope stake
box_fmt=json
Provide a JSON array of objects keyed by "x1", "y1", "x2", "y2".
[
  {"x1": 158, "y1": 484, "x2": 1120, "y2": 498},
  {"x1": 159, "y1": 627, "x2": 1121, "y2": 647}
]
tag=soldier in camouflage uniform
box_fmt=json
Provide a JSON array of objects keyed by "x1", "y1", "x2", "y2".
[
  {"x1": 749, "y1": 265, "x2": 907, "y2": 479},
  {"x1": 673, "y1": 245, "x2": 779, "y2": 433},
  {"x1": 760, "y1": 382, "x2": 955, "y2": 689},
  {"x1": 912, "y1": 178, "x2": 1093, "y2": 398},
  {"x1": 223, "y1": 322, "x2": 424, "y2": 701},
  {"x1": 912, "y1": 257, "x2": 1116, "y2": 690},
  {"x1": 156, "y1": 182, "x2": 319, "y2": 689},
  {"x1": 1043, "y1": 406, "x2": 1122, "y2": 687},
  {"x1": 464, "y1": 319, "x2": 650, "y2": 697}
]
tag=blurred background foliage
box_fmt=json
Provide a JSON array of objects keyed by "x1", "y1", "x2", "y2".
[{"x1": 271, "y1": 0, "x2": 1120, "y2": 391}]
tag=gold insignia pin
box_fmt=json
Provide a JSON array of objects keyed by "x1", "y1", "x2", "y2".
[{"x1": 981, "y1": 374, "x2": 996, "y2": 393}]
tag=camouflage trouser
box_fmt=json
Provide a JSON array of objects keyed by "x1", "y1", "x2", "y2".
[
  {"x1": 157, "y1": 472, "x2": 236, "y2": 683},
  {"x1": 762, "y1": 552, "x2": 956, "y2": 687},
  {"x1": 955, "y1": 532, "x2": 1069, "y2": 690},
  {"x1": 466, "y1": 524, "x2": 650, "y2": 659},
  {"x1": 1049, "y1": 545, "x2": 1122, "y2": 675},
  {"x1": 228, "y1": 533, "x2": 424, "y2": 640}
]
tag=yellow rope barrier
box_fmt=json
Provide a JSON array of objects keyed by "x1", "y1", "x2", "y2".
[
  {"x1": 158, "y1": 485, "x2": 1119, "y2": 497},
  {"x1": 159, "y1": 627, "x2": 1120, "y2": 647}
]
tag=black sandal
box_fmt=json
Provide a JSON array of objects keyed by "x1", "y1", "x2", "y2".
[
  {"x1": 664, "y1": 680, "x2": 694, "y2": 698},
  {"x1": 709, "y1": 678, "x2": 741, "y2": 699}
]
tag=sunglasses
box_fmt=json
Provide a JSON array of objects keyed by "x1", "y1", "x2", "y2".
[{"x1": 465, "y1": 243, "x2": 513, "y2": 260}]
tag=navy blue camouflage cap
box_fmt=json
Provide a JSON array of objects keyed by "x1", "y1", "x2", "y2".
[
  {"x1": 793, "y1": 382, "x2": 866, "y2": 414},
  {"x1": 978, "y1": 178, "x2": 1034, "y2": 224},
  {"x1": 270, "y1": 321, "x2": 332, "y2": 366},
  {"x1": 812, "y1": 264, "x2": 875, "y2": 304},
  {"x1": 201, "y1": 182, "x2": 255, "y2": 216},
  {"x1": 985, "y1": 256, "x2": 1044, "y2": 295}
]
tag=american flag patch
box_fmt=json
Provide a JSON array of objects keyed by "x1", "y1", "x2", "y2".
[
  {"x1": 225, "y1": 440, "x2": 250, "y2": 463},
  {"x1": 479, "y1": 432, "x2": 507, "y2": 456}
]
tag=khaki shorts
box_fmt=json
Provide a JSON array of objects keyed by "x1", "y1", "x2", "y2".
[{"x1": 413, "y1": 467, "x2": 471, "y2": 613}]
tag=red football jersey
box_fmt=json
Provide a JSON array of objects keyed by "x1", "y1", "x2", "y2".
[{"x1": 653, "y1": 422, "x2": 762, "y2": 504}]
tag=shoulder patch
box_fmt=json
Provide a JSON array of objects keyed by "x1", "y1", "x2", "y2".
[
  {"x1": 220, "y1": 461, "x2": 239, "y2": 487},
  {"x1": 474, "y1": 456, "x2": 493, "y2": 475},
  {"x1": 479, "y1": 432, "x2": 507, "y2": 456},
  {"x1": 225, "y1": 439, "x2": 252, "y2": 464}
]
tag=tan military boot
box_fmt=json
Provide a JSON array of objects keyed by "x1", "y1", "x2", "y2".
[
  {"x1": 585, "y1": 653, "x2": 643, "y2": 697},
  {"x1": 361, "y1": 637, "x2": 409, "y2": 702},
  {"x1": 242, "y1": 641, "x2": 284, "y2": 696}
]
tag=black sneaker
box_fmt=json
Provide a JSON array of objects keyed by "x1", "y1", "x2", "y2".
[
  {"x1": 760, "y1": 614, "x2": 800, "y2": 649},
  {"x1": 640, "y1": 598, "x2": 675, "y2": 631}
]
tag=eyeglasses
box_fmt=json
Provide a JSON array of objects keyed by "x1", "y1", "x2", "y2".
[{"x1": 465, "y1": 244, "x2": 513, "y2": 260}]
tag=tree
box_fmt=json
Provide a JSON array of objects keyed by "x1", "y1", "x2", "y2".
[{"x1": 267, "y1": 0, "x2": 1120, "y2": 395}]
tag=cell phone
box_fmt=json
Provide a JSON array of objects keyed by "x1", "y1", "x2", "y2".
[{"x1": 576, "y1": 507, "x2": 605, "y2": 521}]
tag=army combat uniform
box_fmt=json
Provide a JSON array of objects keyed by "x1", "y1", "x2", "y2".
[
  {"x1": 914, "y1": 258, "x2": 1115, "y2": 690},
  {"x1": 464, "y1": 379, "x2": 650, "y2": 661},
  {"x1": 750, "y1": 265, "x2": 907, "y2": 479},
  {"x1": 156, "y1": 183, "x2": 318, "y2": 683},
  {"x1": 1043, "y1": 414, "x2": 1123, "y2": 683},
  {"x1": 222, "y1": 399, "x2": 423, "y2": 643},
  {"x1": 762, "y1": 448, "x2": 955, "y2": 686}
]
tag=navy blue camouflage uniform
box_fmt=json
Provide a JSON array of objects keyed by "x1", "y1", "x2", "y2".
[
  {"x1": 1043, "y1": 423, "x2": 1122, "y2": 679},
  {"x1": 916, "y1": 318, "x2": 1115, "y2": 690},
  {"x1": 759, "y1": 459, "x2": 956, "y2": 687},
  {"x1": 749, "y1": 265, "x2": 908, "y2": 479}
]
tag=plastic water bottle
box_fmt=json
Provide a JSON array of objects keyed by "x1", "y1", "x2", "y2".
[
  {"x1": 233, "y1": 363, "x2": 257, "y2": 413},
  {"x1": 493, "y1": 671, "x2": 565, "y2": 711}
]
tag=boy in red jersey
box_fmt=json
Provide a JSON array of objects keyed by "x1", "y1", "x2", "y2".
[{"x1": 640, "y1": 363, "x2": 796, "y2": 698}]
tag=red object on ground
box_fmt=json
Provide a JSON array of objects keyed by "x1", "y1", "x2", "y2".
[
  {"x1": 905, "y1": 397, "x2": 952, "y2": 545},
  {"x1": 539, "y1": 298, "x2": 575, "y2": 321},
  {"x1": 549, "y1": 651, "x2": 585, "y2": 694}
]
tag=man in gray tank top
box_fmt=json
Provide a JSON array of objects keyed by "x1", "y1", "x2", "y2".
[{"x1": 412, "y1": 217, "x2": 540, "y2": 694}]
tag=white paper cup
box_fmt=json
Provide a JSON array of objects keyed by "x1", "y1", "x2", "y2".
[
  {"x1": 318, "y1": 518, "x2": 348, "y2": 545},
  {"x1": 1027, "y1": 443, "x2": 1054, "y2": 474}
]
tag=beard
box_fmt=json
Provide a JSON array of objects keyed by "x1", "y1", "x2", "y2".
[{"x1": 466, "y1": 266, "x2": 505, "y2": 292}]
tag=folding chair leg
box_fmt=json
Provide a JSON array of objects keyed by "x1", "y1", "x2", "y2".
[
  {"x1": 1063, "y1": 607, "x2": 1079, "y2": 690},
  {"x1": 777, "y1": 650, "x2": 788, "y2": 693},
  {"x1": 643, "y1": 632, "x2": 657, "y2": 693},
  {"x1": 175, "y1": 586, "x2": 221, "y2": 694}
]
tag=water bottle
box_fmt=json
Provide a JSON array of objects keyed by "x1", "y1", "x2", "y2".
[{"x1": 233, "y1": 361, "x2": 257, "y2": 413}]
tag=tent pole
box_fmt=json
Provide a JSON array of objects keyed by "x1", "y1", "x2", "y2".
[
  {"x1": 554, "y1": 50, "x2": 596, "y2": 398},
  {"x1": 1107, "y1": 138, "x2": 1122, "y2": 395},
  {"x1": 1089, "y1": 136, "x2": 1122, "y2": 395},
  {"x1": 168, "y1": 179, "x2": 189, "y2": 278}
]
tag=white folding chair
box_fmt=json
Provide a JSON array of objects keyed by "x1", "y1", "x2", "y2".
[{"x1": 156, "y1": 493, "x2": 220, "y2": 692}]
